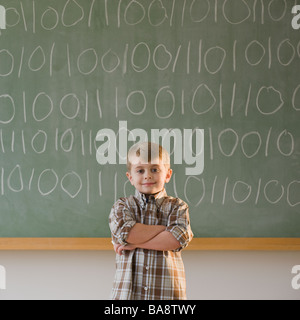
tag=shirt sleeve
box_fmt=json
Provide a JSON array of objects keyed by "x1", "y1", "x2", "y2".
[
  {"x1": 165, "y1": 199, "x2": 194, "y2": 252},
  {"x1": 109, "y1": 198, "x2": 137, "y2": 246}
]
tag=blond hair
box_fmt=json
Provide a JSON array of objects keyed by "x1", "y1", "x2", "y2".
[{"x1": 127, "y1": 142, "x2": 170, "y2": 172}]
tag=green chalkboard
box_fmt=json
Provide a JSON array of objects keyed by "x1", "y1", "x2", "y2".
[{"x1": 0, "y1": 0, "x2": 299, "y2": 238}]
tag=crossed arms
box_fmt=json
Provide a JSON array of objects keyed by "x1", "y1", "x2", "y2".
[
  {"x1": 109, "y1": 198, "x2": 193, "y2": 255},
  {"x1": 114, "y1": 223, "x2": 181, "y2": 255}
]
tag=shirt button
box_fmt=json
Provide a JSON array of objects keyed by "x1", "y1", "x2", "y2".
[
  {"x1": 144, "y1": 287, "x2": 148, "y2": 291},
  {"x1": 145, "y1": 266, "x2": 149, "y2": 271}
]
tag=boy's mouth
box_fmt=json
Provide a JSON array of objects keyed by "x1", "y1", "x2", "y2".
[{"x1": 143, "y1": 183, "x2": 156, "y2": 186}]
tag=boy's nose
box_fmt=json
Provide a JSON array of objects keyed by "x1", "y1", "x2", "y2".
[{"x1": 144, "y1": 171, "x2": 152, "y2": 179}]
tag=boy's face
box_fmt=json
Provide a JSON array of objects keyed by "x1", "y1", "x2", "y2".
[{"x1": 126, "y1": 156, "x2": 172, "y2": 195}]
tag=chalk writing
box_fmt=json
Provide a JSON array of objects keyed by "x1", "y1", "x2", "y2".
[{"x1": 0, "y1": 0, "x2": 299, "y2": 238}]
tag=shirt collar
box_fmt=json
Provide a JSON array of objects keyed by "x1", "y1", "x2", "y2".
[{"x1": 135, "y1": 188, "x2": 168, "y2": 208}]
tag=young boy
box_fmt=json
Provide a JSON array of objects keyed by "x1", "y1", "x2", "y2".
[{"x1": 109, "y1": 142, "x2": 193, "y2": 300}]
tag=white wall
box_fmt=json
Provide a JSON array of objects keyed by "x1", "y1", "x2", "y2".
[{"x1": 0, "y1": 251, "x2": 299, "y2": 300}]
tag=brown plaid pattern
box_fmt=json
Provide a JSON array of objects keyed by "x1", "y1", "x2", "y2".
[{"x1": 109, "y1": 188, "x2": 193, "y2": 300}]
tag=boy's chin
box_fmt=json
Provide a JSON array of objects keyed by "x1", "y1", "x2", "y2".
[
  {"x1": 138, "y1": 185, "x2": 161, "y2": 195},
  {"x1": 140, "y1": 188, "x2": 162, "y2": 195}
]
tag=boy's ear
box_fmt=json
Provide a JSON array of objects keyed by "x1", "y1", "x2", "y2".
[
  {"x1": 165, "y1": 168, "x2": 173, "y2": 183},
  {"x1": 126, "y1": 172, "x2": 134, "y2": 185}
]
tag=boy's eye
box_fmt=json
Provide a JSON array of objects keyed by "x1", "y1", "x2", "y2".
[{"x1": 136, "y1": 168, "x2": 160, "y2": 174}]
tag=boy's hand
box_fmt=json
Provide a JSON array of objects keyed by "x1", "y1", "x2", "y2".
[
  {"x1": 113, "y1": 243, "x2": 122, "y2": 254},
  {"x1": 114, "y1": 243, "x2": 136, "y2": 255}
]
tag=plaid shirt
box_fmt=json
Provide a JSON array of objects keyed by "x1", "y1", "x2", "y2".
[{"x1": 109, "y1": 188, "x2": 193, "y2": 300}]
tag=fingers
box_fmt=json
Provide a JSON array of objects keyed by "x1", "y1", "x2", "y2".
[
  {"x1": 117, "y1": 245, "x2": 125, "y2": 255},
  {"x1": 113, "y1": 244, "x2": 126, "y2": 255},
  {"x1": 113, "y1": 244, "x2": 121, "y2": 254},
  {"x1": 115, "y1": 244, "x2": 136, "y2": 255}
]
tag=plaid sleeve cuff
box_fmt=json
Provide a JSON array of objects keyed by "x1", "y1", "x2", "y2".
[
  {"x1": 166, "y1": 225, "x2": 192, "y2": 252},
  {"x1": 109, "y1": 198, "x2": 137, "y2": 246},
  {"x1": 114, "y1": 220, "x2": 137, "y2": 246}
]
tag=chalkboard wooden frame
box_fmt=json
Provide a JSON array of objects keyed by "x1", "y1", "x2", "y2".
[{"x1": 0, "y1": 238, "x2": 299, "y2": 250}]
